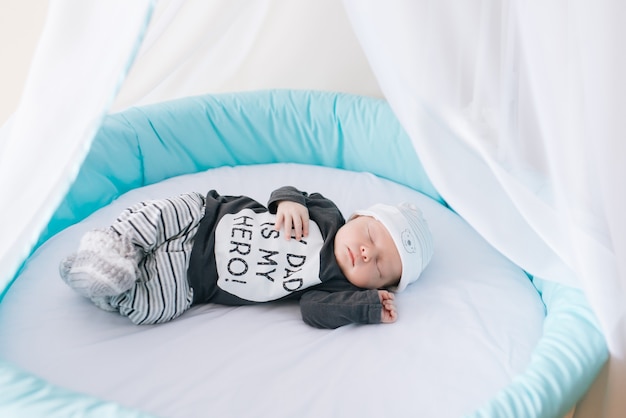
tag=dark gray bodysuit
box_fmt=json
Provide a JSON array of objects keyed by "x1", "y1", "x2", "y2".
[{"x1": 187, "y1": 186, "x2": 383, "y2": 328}]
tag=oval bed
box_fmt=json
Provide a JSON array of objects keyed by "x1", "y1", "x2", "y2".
[{"x1": 0, "y1": 90, "x2": 607, "y2": 418}]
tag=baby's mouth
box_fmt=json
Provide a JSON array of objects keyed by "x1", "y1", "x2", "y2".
[{"x1": 348, "y1": 247, "x2": 355, "y2": 266}]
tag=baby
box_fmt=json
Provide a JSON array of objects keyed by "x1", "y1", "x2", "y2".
[{"x1": 59, "y1": 186, "x2": 434, "y2": 329}]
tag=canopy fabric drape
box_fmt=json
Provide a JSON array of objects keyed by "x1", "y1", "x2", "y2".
[{"x1": 342, "y1": 1, "x2": 625, "y2": 417}]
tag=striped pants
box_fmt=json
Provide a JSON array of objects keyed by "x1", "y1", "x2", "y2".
[{"x1": 104, "y1": 192, "x2": 205, "y2": 325}]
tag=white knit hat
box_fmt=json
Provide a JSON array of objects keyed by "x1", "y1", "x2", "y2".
[{"x1": 351, "y1": 203, "x2": 434, "y2": 292}]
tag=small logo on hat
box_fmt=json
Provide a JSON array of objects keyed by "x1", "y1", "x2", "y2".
[{"x1": 401, "y1": 229, "x2": 417, "y2": 253}]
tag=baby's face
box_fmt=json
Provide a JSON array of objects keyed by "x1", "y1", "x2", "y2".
[{"x1": 334, "y1": 215, "x2": 401, "y2": 289}]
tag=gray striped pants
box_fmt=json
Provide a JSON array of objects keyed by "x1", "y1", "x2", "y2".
[{"x1": 105, "y1": 192, "x2": 205, "y2": 325}]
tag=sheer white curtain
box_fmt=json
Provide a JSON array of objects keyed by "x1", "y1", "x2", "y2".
[{"x1": 342, "y1": 1, "x2": 625, "y2": 417}]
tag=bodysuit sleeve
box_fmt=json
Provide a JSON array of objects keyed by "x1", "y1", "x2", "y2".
[
  {"x1": 299, "y1": 289, "x2": 383, "y2": 329},
  {"x1": 267, "y1": 186, "x2": 307, "y2": 212}
]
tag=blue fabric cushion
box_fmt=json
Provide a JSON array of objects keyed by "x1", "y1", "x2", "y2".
[
  {"x1": 40, "y1": 90, "x2": 442, "y2": 247},
  {"x1": 467, "y1": 277, "x2": 608, "y2": 418}
]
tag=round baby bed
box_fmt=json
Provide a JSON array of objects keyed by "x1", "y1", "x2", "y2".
[{"x1": 0, "y1": 90, "x2": 607, "y2": 418}]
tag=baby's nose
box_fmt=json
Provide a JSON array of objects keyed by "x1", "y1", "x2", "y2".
[{"x1": 361, "y1": 246, "x2": 374, "y2": 262}]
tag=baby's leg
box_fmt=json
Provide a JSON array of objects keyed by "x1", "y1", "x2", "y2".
[
  {"x1": 110, "y1": 192, "x2": 206, "y2": 255},
  {"x1": 105, "y1": 227, "x2": 196, "y2": 324},
  {"x1": 59, "y1": 192, "x2": 205, "y2": 305}
]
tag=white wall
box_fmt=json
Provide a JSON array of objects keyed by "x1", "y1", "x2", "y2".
[
  {"x1": 110, "y1": 0, "x2": 382, "y2": 112},
  {"x1": 0, "y1": 0, "x2": 48, "y2": 126}
]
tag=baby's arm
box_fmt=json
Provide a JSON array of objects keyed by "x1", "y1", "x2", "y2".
[
  {"x1": 300, "y1": 289, "x2": 392, "y2": 329},
  {"x1": 274, "y1": 200, "x2": 309, "y2": 241},
  {"x1": 378, "y1": 290, "x2": 398, "y2": 323}
]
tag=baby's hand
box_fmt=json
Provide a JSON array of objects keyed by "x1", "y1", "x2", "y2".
[
  {"x1": 378, "y1": 290, "x2": 397, "y2": 324},
  {"x1": 275, "y1": 201, "x2": 309, "y2": 241}
]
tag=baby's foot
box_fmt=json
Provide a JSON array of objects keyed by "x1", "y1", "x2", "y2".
[
  {"x1": 90, "y1": 296, "x2": 118, "y2": 312},
  {"x1": 60, "y1": 256, "x2": 119, "y2": 311},
  {"x1": 59, "y1": 229, "x2": 138, "y2": 298},
  {"x1": 59, "y1": 251, "x2": 136, "y2": 298},
  {"x1": 58, "y1": 252, "x2": 77, "y2": 283}
]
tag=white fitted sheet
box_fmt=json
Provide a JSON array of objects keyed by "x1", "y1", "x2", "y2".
[{"x1": 0, "y1": 163, "x2": 545, "y2": 418}]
